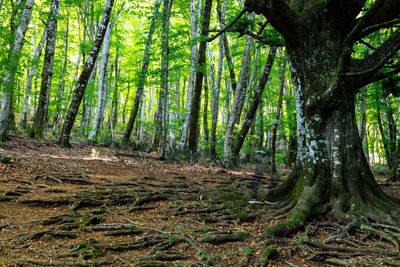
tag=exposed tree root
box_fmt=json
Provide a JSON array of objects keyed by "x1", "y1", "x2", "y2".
[
  {"x1": 197, "y1": 231, "x2": 251, "y2": 244},
  {"x1": 30, "y1": 230, "x2": 77, "y2": 240}
]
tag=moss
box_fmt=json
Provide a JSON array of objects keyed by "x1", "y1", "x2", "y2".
[
  {"x1": 79, "y1": 215, "x2": 102, "y2": 229},
  {"x1": 260, "y1": 245, "x2": 277, "y2": 264},
  {"x1": 264, "y1": 217, "x2": 305, "y2": 237}
]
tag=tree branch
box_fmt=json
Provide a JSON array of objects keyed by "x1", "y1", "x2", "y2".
[
  {"x1": 206, "y1": 8, "x2": 248, "y2": 42},
  {"x1": 244, "y1": 30, "x2": 284, "y2": 46},
  {"x1": 357, "y1": 0, "x2": 400, "y2": 39},
  {"x1": 359, "y1": 19, "x2": 400, "y2": 39},
  {"x1": 347, "y1": 29, "x2": 400, "y2": 88},
  {"x1": 244, "y1": 0, "x2": 300, "y2": 44}
]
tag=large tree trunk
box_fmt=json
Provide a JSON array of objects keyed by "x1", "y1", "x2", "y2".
[
  {"x1": 0, "y1": 0, "x2": 34, "y2": 141},
  {"x1": 30, "y1": 0, "x2": 60, "y2": 139},
  {"x1": 58, "y1": 0, "x2": 114, "y2": 147},
  {"x1": 122, "y1": 0, "x2": 162, "y2": 145}
]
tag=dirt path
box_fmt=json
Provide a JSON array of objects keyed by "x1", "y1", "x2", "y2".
[{"x1": 0, "y1": 135, "x2": 399, "y2": 266}]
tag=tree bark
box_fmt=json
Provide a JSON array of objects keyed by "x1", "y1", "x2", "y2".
[
  {"x1": 233, "y1": 47, "x2": 277, "y2": 157},
  {"x1": 0, "y1": 0, "x2": 34, "y2": 141},
  {"x1": 187, "y1": 0, "x2": 213, "y2": 157},
  {"x1": 20, "y1": 28, "x2": 47, "y2": 130},
  {"x1": 58, "y1": 0, "x2": 114, "y2": 147},
  {"x1": 223, "y1": 24, "x2": 254, "y2": 167},
  {"x1": 159, "y1": 0, "x2": 173, "y2": 158},
  {"x1": 30, "y1": 0, "x2": 60, "y2": 139},
  {"x1": 359, "y1": 86, "x2": 368, "y2": 163},
  {"x1": 122, "y1": 0, "x2": 162, "y2": 145},
  {"x1": 271, "y1": 53, "x2": 286, "y2": 173},
  {"x1": 210, "y1": 0, "x2": 227, "y2": 159},
  {"x1": 89, "y1": 2, "x2": 124, "y2": 140},
  {"x1": 179, "y1": 0, "x2": 202, "y2": 149}
]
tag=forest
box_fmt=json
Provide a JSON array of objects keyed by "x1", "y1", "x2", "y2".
[{"x1": 0, "y1": 0, "x2": 400, "y2": 266}]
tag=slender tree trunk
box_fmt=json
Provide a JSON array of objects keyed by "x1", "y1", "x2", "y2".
[
  {"x1": 376, "y1": 99, "x2": 393, "y2": 169},
  {"x1": 20, "y1": 28, "x2": 47, "y2": 130},
  {"x1": 385, "y1": 97, "x2": 397, "y2": 168},
  {"x1": 187, "y1": 0, "x2": 213, "y2": 158},
  {"x1": 202, "y1": 59, "x2": 210, "y2": 143},
  {"x1": 112, "y1": 54, "x2": 120, "y2": 128},
  {"x1": 58, "y1": 0, "x2": 114, "y2": 147},
  {"x1": 88, "y1": 2, "x2": 124, "y2": 139},
  {"x1": 179, "y1": 0, "x2": 202, "y2": 149},
  {"x1": 271, "y1": 55, "x2": 286, "y2": 173},
  {"x1": 359, "y1": 86, "x2": 368, "y2": 163},
  {"x1": 210, "y1": 0, "x2": 227, "y2": 159},
  {"x1": 223, "y1": 24, "x2": 254, "y2": 167},
  {"x1": 258, "y1": 102, "x2": 264, "y2": 149},
  {"x1": 233, "y1": 47, "x2": 277, "y2": 157},
  {"x1": 0, "y1": 0, "x2": 34, "y2": 141},
  {"x1": 156, "y1": 0, "x2": 172, "y2": 158},
  {"x1": 122, "y1": 80, "x2": 130, "y2": 124},
  {"x1": 30, "y1": 0, "x2": 60, "y2": 139},
  {"x1": 122, "y1": 0, "x2": 162, "y2": 145}
]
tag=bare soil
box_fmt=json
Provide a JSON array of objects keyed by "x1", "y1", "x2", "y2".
[{"x1": 0, "y1": 134, "x2": 399, "y2": 266}]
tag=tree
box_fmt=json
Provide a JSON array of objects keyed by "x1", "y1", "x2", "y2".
[
  {"x1": 270, "y1": 51, "x2": 286, "y2": 173},
  {"x1": 187, "y1": 0, "x2": 213, "y2": 157},
  {"x1": 244, "y1": 0, "x2": 400, "y2": 236},
  {"x1": 58, "y1": 0, "x2": 115, "y2": 147},
  {"x1": 179, "y1": 0, "x2": 202, "y2": 149},
  {"x1": 122, "y1": 0, "x2": 162, "y2": 145},
  {"x1": 223, "y1": 15, "x2": 254, "y2": 167},
  {"x1": 29, "y1": 0, "x2": 60, "y2": 139},
  {"x1": 152, "y1": 0, "x2": 173, "y2": 158},
  {"x1": 233, "y1": 47, "x2": 277, "y2": 157},
  {"x1": 0, "y1": 0, "x2": 34, "y2": 141},
  {"x1": 88, "y1": 2, "x2": 124, "y2": 140},
  {"x1": 20, "y1": 28, "x2": 47, "y2": 130}
]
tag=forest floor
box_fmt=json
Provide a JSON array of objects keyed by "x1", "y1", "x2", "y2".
[{"x1": 0, "y1": 134, "x2": 399, "y2": 267}]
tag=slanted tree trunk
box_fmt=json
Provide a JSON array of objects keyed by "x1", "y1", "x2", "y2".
[
  {"x1": 122, "y1": 0, "x2": 162, "y2": 145},
  {"x1": 223, "y1": 27, "x2": 254, "y2": 167},
  {"x1": 88, "y1": 2, "x2": 124, "y2": 140},
  {"x1": 20, "y1": 28, "x2": 47, "y2": 130},
  {"x1": 0, "y1": 0, "x2": 34, "y2": 141},
  {"x1": 271, "y1": 54, "x2": 286, "y2": 173},
  {"x1": 245, "y1": 0, "x2": 400, "y2": 236},
  {"x1": 179, "y1": 0, "x2": 202, "y2": 149},
  {"x1": 30, "y1": 0, "x2": 60, "y2": 139},
  {"x1": 233, "y1": 47, "x2": 277, "y2": 157},
  {"x1": 187, "y1": 0, "x2": 213, "y2": 158},
  {"x1": 58, "y1": 0, "x2": 114, "y2": 147}
]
